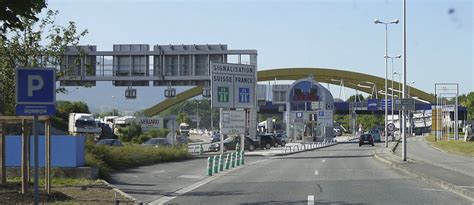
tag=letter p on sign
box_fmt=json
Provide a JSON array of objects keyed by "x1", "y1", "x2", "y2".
[{"x1": 28, "y1": 75, "x2": 44, "y2": 97}]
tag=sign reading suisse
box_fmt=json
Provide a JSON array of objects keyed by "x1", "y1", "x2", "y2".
[
  {"x1": 211, "y1": 62, "x2": 256, "y2": 109},
  {"x1": 16, "y1": 67, "x2": 56, "y2": 116}
]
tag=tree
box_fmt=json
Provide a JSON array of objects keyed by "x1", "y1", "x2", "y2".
[
  {"x1": 0, "y1": 10, "x2": 88, "y2": 115},
  {"x1": 459, "y1": 92, "x2": 474, "y2": 120},
  {"x1": 0, "y1": 0, "x2": 46, "y2": 36},
  {"x1": 56, "y1": 101, "x2": 90, "y2": 121},
  {"x1": 176, "y1": 112, "x2": 192, "y2": 125},
  {"x1": 347, "y1": 94, "x2": 365, "y2": 102}
]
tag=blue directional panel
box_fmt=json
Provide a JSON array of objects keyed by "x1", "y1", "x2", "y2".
[{"x1": 16, "y1": 67, "x2": 56, "y2": 116}]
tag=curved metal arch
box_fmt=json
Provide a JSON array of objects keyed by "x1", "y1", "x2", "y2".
[{"x1": 144, "y1": 68, "x2": 434, "y2": 117}]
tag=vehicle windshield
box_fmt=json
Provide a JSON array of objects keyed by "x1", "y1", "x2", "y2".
[{"x1": 75, "y1": 120, "x2": 96, "y2": 128}]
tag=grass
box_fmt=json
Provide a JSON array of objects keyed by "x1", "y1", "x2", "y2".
[
  {"x1": 7, "y1": 177, "x2": 100, "y2": 187},
  {"x1": 425, "y1": 135, "x2": 474, "y2": 157},
  {"x1": 85, "y1": 141, "x2": 192, "y2": 179}
]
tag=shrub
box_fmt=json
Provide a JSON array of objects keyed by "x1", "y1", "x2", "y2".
[{"x1": 85, "y1": 141, "x2": 192, "y2": 179}]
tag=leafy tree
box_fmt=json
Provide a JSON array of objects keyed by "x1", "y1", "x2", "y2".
[
  {"x1": 347, "y1": 94, "x2": 365, "y2": 102},
  {"x1": 459, "y1": 92, "x2": 474, "y2": 120},
  {"x1": 176, "y1": 112, "x2": 192, "y2": 125},
  {"x1": 117, "y1": 122, "x2": 142, "y2": 142},
  {"x1": 0, "y1": 0, "x2": 46, "y2": 36},
  {"x1": 0, "y1": 10, "x2": 88, "y2": 115}
]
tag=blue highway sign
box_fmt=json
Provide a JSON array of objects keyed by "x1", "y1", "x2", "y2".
[{"x1": 16, "y1": 67, "x2": 56, "y2": 116}]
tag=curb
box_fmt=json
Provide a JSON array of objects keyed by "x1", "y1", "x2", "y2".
[
  {"x1": 100, "y1": 179, "x2": 144, "y2": 205},
  {"x1": 373, "y1": 150, "x2": 474, "y2": 202},
  {"x1": 273, "y1": 143, "x2": 338, "y2": 156}
]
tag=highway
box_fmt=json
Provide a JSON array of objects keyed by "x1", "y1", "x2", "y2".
[{"x1": 162, "y1": 142, "x2": 471, "y2": 205}]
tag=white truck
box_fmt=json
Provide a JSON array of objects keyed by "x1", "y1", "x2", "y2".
[{"x1": 68, "y1": 113, "x2": 102, "y2": 136}]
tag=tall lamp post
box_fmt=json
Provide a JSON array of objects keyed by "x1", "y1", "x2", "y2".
[
  {"x1": 375, "y1": 18, "x2": 399, "y2": 148},
  {"x1": 388, "y1": 55, "x2": 401, "y2": 123},
  {"x1": 393, "y1": 72, "x2": 401, "y2": 137}
]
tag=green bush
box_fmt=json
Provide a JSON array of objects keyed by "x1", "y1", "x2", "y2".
[{"x1": 85, "y1": 141, "x2": 192, "y2": 179}]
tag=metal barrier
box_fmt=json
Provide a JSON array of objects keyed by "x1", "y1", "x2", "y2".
[{"x1": 284, "y1": 146, "x2": 292, "y2": 153}]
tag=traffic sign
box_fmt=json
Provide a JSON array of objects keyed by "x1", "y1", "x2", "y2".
[
  {"x1": 211, "y1": 62, "x2": 256, "y2": 109},
  {"x1": 16, "y1": 67, "x2": 56, "y2": 116},
  {"x1": 220, "y1": 110, "x2": 246, "y2": 135},
  {"x1": 387, "y1": 123, "x2": 396, "y2": 132},
  {"x1": 394, "y1": 98, "x2": 415, "y2": 111}
]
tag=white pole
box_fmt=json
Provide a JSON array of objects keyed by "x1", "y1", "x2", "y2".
[
  {"x1": 384, "y1": 24, "x2": 389, "y2": 148},
  {"x1": 402, "y1": 0, "x2": 407, "y2": 161},
  {"x1": 455, "y1": 84, "x2": 459, "y2": 140},
  {"x1": 33, "y1": 116, "x2": 39, "y2": 205},
  {"x1": 391, "y1": 58, "x2": 395, "y2": 124}
]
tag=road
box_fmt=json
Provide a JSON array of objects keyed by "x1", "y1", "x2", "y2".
[
  {"x1": 162, "y1": 142, "x2": 471, "y2": 205},
  {"x1": 404, "y1": 136, "x2": 474, "y2": 177}
]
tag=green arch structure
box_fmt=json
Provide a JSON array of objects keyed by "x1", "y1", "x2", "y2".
[{"x1": 144, "y1": 68, "x2": 435, "y2": 117}]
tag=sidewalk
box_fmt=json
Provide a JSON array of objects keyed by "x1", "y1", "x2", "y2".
[{"x1": 374, "y1": 141, "x2": 474, "y2": 202}]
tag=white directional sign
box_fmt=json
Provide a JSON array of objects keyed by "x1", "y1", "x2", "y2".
[
  {"x1": 220, "y1": 110, "x2": 246, "y2": 135},
  {"x1": 211, "y1": 62, "x2": 256, "y2": 109}
]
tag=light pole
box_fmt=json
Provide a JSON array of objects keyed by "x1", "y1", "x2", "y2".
[
  {"x1": 196, "y1": 100, "x2": 200, "y2": 130},
  {"x1": 402, "y1": 0, "x2": 407, "y2": 161},
  {"x1": 375, "y1": 18, "x2": 399, "y2": 148},
  {"x1": 388, "y1": 55, "x2": 401, "y2": 123},
  {"x1": 393, "y1": 72, "x2": 401, "y2": 138}
]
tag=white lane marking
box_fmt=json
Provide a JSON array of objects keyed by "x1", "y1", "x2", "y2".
[
  {"x1": 178, "y1": 175, "x2": 204, "y2": 179},
  {"x1": 149, "y1": 158, "x2": 269, "y2": 205},
  {"x1": 456, "y1": 185, "x2": 474, "y2": 188},
  {"x1": 410, "y1": 187, "x2": 447, "y2": 192},
  {"x1": 307, "y1": 195, "x2": 315, "y2": 205},
  {"x1": 314, "y1": 170, "x2": 319, "y2": 175},
  {"x1": 322, "y1": 159, "x2": 325, "y2": 163}
]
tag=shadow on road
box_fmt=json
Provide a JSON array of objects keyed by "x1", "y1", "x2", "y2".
[
  {"x1": 183, "y1": 190, "x2": 247, "y2": 197},
  {"x1": 240, "y1": 200, "x2": 364, "y2": 205},
  {"x1": 109, "y1": 182, "x2": 156, "y2": 187}
]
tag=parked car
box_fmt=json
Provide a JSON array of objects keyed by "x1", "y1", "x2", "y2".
[
  {"x1": 211, "y1": 133, "x2": 227, "y2": 143},
  {"x1": 274, "y1": 133, "x2": 288, "y2": 147},
  {"x1": 359, "y1": 134, "x2": 374, "y2": 147},
  {"x1": 368, "y1": 129, "x2": 381, "y2": 142},
  {"x1": 96, "y1": 139, "x2": 123, "y2": 146},
  {"x1": 142, "y1": 138, "x2": 170, "y2": 147},
  {"x1": 209, "y1": 136, "x2": 259, "y2": 152},
  {"x1": 258, "y1": 133, "x2": 275, "y2": 149}
]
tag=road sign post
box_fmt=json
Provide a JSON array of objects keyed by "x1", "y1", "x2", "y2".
[
  {"x1": 15, "y1": 67, "x2": 56, "y2": 205},
  {"x1": 211, "y1": 63, "x2": 256, "y2": 154}
]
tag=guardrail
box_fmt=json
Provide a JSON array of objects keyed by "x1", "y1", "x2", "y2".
[{"x1": 283, "y1": 140, "x2": 337, "y2": 153}]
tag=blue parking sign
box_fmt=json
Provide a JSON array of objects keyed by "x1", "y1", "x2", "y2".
[{"x1": 16, "y1": 67, "x2": 56, "y2": 116}]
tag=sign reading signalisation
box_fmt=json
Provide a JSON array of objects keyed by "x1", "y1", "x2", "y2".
[
  {"x1": 220, "y1": 110, "x2": 246, "y2": 135},
  {"x1": 211, "y1": 62, "x2": 256, "y2": 109},
  {"x1": 16, "y1": 67, "x2": 56, "y2": 116}
]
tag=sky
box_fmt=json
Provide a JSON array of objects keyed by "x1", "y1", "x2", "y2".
[{"x1": 46, "y1": 0, "x2": 473, "y2": 113}]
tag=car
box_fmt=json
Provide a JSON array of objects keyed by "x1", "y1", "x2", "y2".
[
  {"x1": 96, "y1": 139, "x2": 123, "y2": 146},
  {"x1": 258, "y1": 134, "x2": 275, "y2": 149},
  {"x1": 209, "y1": 136, "x2": 259, "y2": 152},
  {"x1": 368, "y1": 129, "x2": 382, "y2": 142},
  {"x1": 359, "y1": 134, "x2": 374, "y2": 147},
  {"x1": 142, "y1": 138, "x2": 170, "y2": 147},
  {"x1": 211, "y1": 133, "x2": 227, "y2": 143},
  {"x1": 273, "y1": 133, "x2": 288, "y2": 147}
]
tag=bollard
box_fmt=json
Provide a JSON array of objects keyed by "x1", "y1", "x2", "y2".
[
  {"x1": 225, "y1": 153, "x2": 231, "y2": 170},
  {"x1": 207, "y1": 157, "x2": 213, "y2": 176},
  {"x1": 231, "y1": 152, "x2": 236, "y2": 168},
  {"x1": 240, "y1": 150, "x2": 245, "y2": 165},
  {"x1": 236, "y1": 151, "x2": 241, "y2": 166},
  {"x1": 214, "y1": 155, "x2": 220, "y2": 174},
  {"x1": 199, "y1": 144, "x2": 203, "y2": 155},
  {"x1": 219, "y1": 154, "x2": 224, "y2": 171},
  {"x1": 236, "y1": 143, "x2": 241, "y2": 151}
]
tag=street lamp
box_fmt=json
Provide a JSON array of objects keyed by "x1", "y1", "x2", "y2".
[
  {"x1": 375, "y1": 18, "x2": 399, "y2": 148},
  {"x1": 388, "y1": 55, "x2": 401, "y2": 123},
  {"x1": 393, "y1": 72, "x2": 402, "y2": 136}
]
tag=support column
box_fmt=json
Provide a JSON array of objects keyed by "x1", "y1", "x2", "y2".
[
  {"x1": 0, "y1": 122, "x2": 6, "y2": 184},
  {"x1": 22, "y1": 120, "x2": 29, "y2": 193},
  {"x1": 45, "y1": 120, "x2": 51, "y2": 194}
]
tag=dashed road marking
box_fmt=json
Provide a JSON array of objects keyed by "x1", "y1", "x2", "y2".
[
  {"x1": 307, "y1": 195, "x2": 315, "y2": 205},
  {"x1": 314, "y1": 170, "x2": 319, "y2": 175},
  {"x1": 322, "y1": 159, "x2": 326, "y2": 163}
]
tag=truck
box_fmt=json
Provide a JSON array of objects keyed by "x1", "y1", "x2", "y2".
[
  {"x1": 113, "y1": 116, "x2": 165, "y2": 134},
  {"x1": 68, "y1": 113, "x2": 102, "y2": 136}
]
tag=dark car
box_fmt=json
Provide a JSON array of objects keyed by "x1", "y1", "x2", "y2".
[
  {"x1": 273, "y1": 133, "x2": 288, "y2": 147},
  {"x1": 359, "y1": 134, "x2": 374, "y2": 147},
  {"x1": 211, "y1": 133, "x2": 227, "y2": 143},
  {"x1": 258, "y1": 134, "x2": 275, "y2": 149},
  {"x1": 142, "y1": 138, "x2": 170, "y2": 147},
  {"x1": 96, "y1": 139, "x2": 123, "y2": 146},
  {"x1": 209, "y1": 136, "x2": 259, "y2": 152}
]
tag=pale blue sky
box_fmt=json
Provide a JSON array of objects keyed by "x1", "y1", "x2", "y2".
[{"x1": 48, "y1": 0, "x2": 473, "y2": 112}]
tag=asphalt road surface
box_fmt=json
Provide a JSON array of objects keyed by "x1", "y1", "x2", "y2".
[{"x1": 163, "y1": 142, "x2": 471, "y2": 205}]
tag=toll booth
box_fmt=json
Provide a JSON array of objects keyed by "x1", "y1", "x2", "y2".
[{"x1": 285, "y1": 77, "x2": 334, "y2": 142}]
